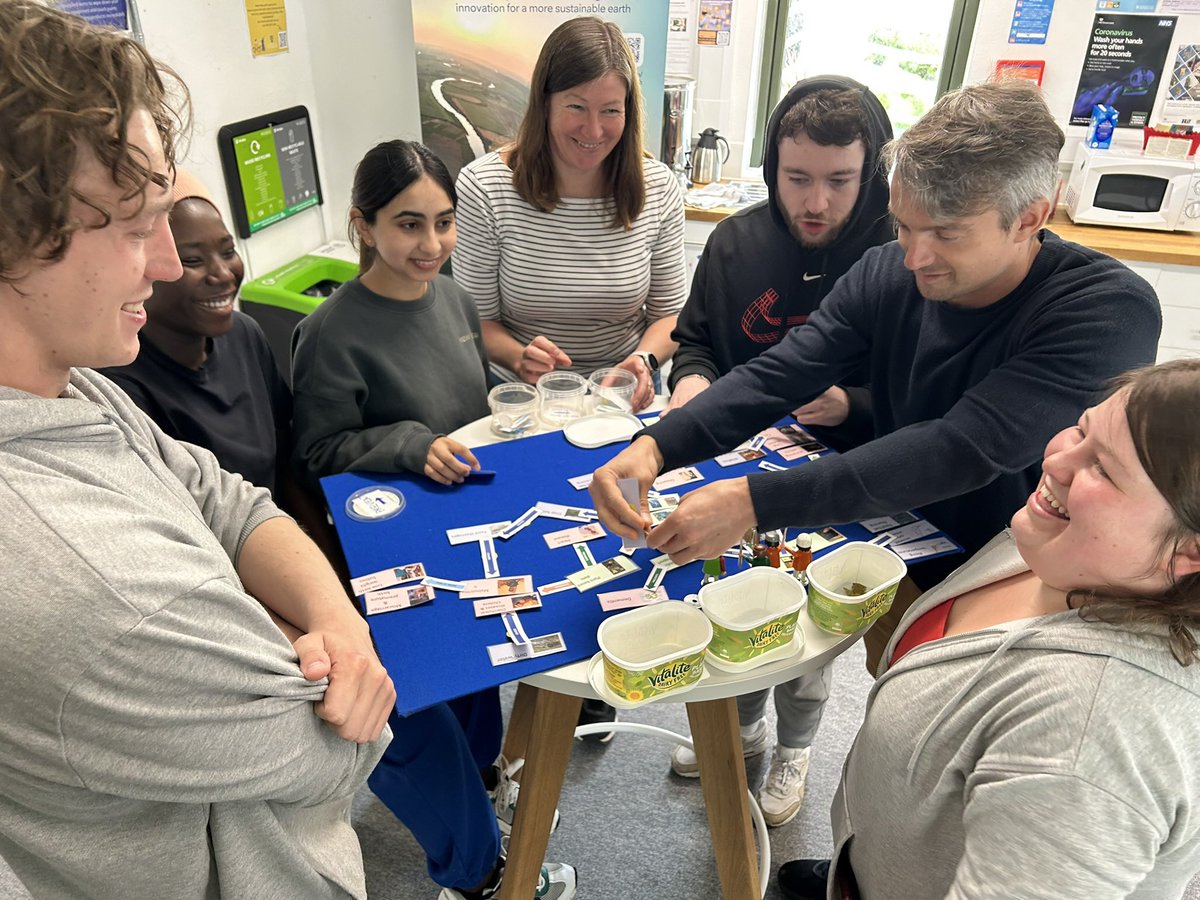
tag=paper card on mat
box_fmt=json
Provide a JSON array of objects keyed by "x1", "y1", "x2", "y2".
[
  {"x1": 363, "y1": 584, "x2": 435, "y2": 615},
  {"x1": 422, "y1": 576, "x2": 466, "y2": 591},
  {"x1": 460, "y1": 576, "x2": 534, "y2": 599},
  {"x1": 446, "y1": 521, "x2": 510, "y2": 545},
  {"x1": 487, "y1": 632, "x2": 566, "y2": 666},
  {"x1": 497, "y1": 507, "x2": 541, "y2": 540},
  {"x1": 535, "y1": 501, "x2": 595, "y2": 522},
  {"x1": 479, "y1": 534, "x2": 500, "y2": 578},
  {"x1": 892, "y1": 537, "x2": 957, "y2": 560},
  {"x1": 882, "y1": 519, "x2": 938, "y2": 545},
  {"x1": 474, "y1": 593, "x2": 542, "y2": 617},
  {"x1": 715, "y1": 448, "x2": 766, "y2": 467},
  {"x1": 597, "y1": 586, "x2": 668, "y2": 611},
  {"x1": 537, "y1": 579, "x2": 574, "y2": 595},
  {"x1": 568, "y1": 473, "x2": 594, "y2": 490},
  {"x1": 652, "y1": 467, "x2": 704, "y2": 490},
  {"x1": 544, "y1": 522, "x2": 606, "y2": 549},
  {"x1": 567, "y1": 555, "x2": 640, "y2": 591},
  {"x1": 350, "y1": 562, "x2": 427, "y2": 596}
]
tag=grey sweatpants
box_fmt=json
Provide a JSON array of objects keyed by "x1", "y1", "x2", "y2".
[{"x1": 735, "y1": 663, "x2": 834, "y2": 750}]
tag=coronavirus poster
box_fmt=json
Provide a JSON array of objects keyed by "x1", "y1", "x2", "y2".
[
  {"x1": 1071, "y1": 13, "x2": 1177, "y2": 127},
  {"x1": 412, "y1": 2, "x2": 669, "y2": 178}
]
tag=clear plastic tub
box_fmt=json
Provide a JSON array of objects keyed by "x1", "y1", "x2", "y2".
[
  {"x1": 597, "y1": 601, "x2": 712, "y2": 703},
  {"x1": 699, "y1": 567, "x2": 806, "y2": 671},
  {"x1": 806, "y1": 542, "x2": 907, "y2": 635},
  {"x1": 587, "y1": 367, "x2": 638, "y2": 413},
  {"x1": 536, "y1": 371, "x2": 588, "y2": 428},
  {"x1": 487, "y1": 383, "x2": 538, "y2": 438}
]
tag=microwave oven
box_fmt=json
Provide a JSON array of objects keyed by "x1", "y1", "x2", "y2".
[{"x1": 1064, "y1": 144, "x2": 1197, "y2": 232}]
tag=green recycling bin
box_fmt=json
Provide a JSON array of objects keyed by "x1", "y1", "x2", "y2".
[{"x1": 239, "y1": 254, "x2": 359, "y2": 384}]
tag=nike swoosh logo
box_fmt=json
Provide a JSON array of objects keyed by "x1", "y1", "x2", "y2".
[
  {"x1": 741, "y1": 289, "x2": 809, "y2": 344},
  {"x1": 801, "y1": 273, "x2": 822, "y2": 281}
]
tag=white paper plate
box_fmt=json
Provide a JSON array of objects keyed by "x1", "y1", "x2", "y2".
[{"x1": 563, "y1": 413, "x2": 644, "y2": 449}]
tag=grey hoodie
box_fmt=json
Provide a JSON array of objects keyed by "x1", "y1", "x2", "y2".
[
  {"x1": 832, "y1": 531, "x2": 1200, "y2": 899},
  {"x1": 0, "y1": 369, "x2": 387, "y2": 899}
]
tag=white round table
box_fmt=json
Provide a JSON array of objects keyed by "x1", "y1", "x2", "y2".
[{"x1": 452, "y1": 400, "x2": 862, "y2": 900}]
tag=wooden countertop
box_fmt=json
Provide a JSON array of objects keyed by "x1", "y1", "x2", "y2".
[{"x1": 685, "y1": 202, "x2": 1200, "y2": 267}]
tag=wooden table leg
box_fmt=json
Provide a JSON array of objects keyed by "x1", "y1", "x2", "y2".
[
  {"x1": 502, "y1": 681, "x2": 537, "y2": 765},
  {"x1": 687, "y1": 697, "x2": 761, "y2": 900},
  {"x1": 499, "y1": 687, "x2": 582, "y2": 900}
]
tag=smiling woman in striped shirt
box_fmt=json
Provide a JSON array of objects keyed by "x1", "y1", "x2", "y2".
[{"x1": 452, "y1": 16, "x2": 687, "y2": 413}]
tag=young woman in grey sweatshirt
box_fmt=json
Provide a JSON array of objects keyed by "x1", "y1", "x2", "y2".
[{"x1": 785, "y1": 359, "x2": 1200, "y2": 899}]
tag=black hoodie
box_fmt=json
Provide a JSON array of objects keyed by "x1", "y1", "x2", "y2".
[{"x1": 669, "y1": 76, "x2": 893, "y2": 395}]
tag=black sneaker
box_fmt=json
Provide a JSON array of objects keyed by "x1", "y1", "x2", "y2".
[
  {"x1": 575, "y1": 699, "x2": 617, "y2": 743},
  {"x1": 777, "y1": 858, "x2": 831, "y2": 900}
]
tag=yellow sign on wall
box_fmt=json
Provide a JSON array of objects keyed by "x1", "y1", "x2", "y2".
[{"x1": 245, "y1": 0, "x2": 289, "y2": 57}]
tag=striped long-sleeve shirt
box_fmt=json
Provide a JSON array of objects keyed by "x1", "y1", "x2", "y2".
[{"x1": 452, "y1": 151, "x2": 687, "y2": 375}]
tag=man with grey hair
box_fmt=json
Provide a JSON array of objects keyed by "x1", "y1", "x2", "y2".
[{"x1": 591, "y1": 76, "x2": 1160, "y2": 684}]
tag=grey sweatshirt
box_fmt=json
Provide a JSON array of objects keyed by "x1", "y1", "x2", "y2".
[
  {"x1": 832, "y1": 532, "x2": 1200, "y2": 899},
  {"x1": 0, "y1": 369, "x2": 388, "y2": 899},
  {"x1": 290, "y1": 275, "x2": 490, "y2": 485}
]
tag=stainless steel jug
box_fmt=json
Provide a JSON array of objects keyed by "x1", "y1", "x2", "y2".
[{"x1": 691, "y1": 127, "x2": 730, "y2": 186}]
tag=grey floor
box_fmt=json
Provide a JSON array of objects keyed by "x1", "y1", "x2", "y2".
[{"x1": 4, "y1": 642, "x2": 1200, "y2": 898}]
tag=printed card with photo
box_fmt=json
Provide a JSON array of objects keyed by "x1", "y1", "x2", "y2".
[
  {"x1": 459, "y1": 576, "x2": 534, "y2": 599},
  {"x1": 647, "y1": 493, "x2": 680, "y2": 511},
  {"x1": 350, "y1": 562, "x2": 427, "y2": 597},
  {"x1": 597, "y1": 586, "x2": 669, "y2": 611},
  {"x1": 486, "y1": 632, "x2": 567, "y2": 666},
  {"x1": 535, "y1": 501, "x2": 595, "y2": 522},
  {"x1": 363, "y1": 583, "x2": 435, "y2": 615},
  {"x1": 811, "y1": 526, "x2": 847, "y2": 552},
  {"x1": 543, "y1": 522, "x2": 606, "y2": 549},
  {"x1": 652, "y1": 466, "x2": 704, "y2": 490},
  {"x1": 567, "y1": 554, "x2": 640, "y2": 591},
  {"x1": 473, "y1": 593, "x2": 543, "y2": 618},
  {"x1": 715, "y1": 448, "x2": 767, "y2": 467}
]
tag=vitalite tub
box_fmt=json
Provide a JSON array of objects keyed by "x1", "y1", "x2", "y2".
[
  {"x1": 597, "y1": 602, "x2": 712, "y2": 704},
  {"x1": 806, "y1": 542, "x2": 907, "y2": 635},
  {"x1": 699, "y1": 567, "x2": 807, "y2": 672}
]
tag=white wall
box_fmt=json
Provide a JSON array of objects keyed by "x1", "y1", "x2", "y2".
[
  {"x1": 963, "y1": 0, "x2": 1200, "y2": 156},
  {"x1": 136, "y1": 0, "x2": 419, "y2": 276}
]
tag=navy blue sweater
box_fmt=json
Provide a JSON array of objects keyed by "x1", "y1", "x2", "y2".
[{"x1": 646, "y1": 232, "x2": 1161, "y2": 563}]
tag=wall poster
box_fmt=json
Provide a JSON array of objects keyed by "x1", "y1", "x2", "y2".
[
  {"x1": 1070, "y1": 13, "x2": 1178, "y2": 126},
  {"x1": 411, "y1": 2, "x2": 670, "y2": 180}
]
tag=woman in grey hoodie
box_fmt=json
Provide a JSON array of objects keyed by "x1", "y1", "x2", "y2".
[{"x1": 782, "y1": 359, "x2": 1200, "y2": 900}]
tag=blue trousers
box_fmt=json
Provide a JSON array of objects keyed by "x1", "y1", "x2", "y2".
[
  {"x1": 368, "y1": 701, "x2": 501, "y2": 890},
  {"x1": 447, "y1": 686, "x2": 503, "y2": 772}
]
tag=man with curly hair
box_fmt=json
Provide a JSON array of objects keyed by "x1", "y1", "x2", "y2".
[{"x1": 0, "y1": 3, "x2": 393, "y2": 897}]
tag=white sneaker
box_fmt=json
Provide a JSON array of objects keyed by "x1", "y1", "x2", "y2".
[
  {"x1": 669, "y1": 717, "x2": 771, "y2": 778},
  {"x1": 437, "y1": 861, "x2": 577, "y2": 899},
  {"x1": 757, "y1": 745, "x2": 810, "y2": 827}
]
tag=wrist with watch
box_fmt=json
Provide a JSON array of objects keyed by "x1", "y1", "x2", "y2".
[{"x1": 631, "y1": 350, "x2": 659, "y2": 373}]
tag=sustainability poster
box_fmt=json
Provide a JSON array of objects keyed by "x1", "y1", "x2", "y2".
[
  {"x1": 1071, "y1": 13, "x2": 1177, "y2": 127},
  {"x1": 411, "y1": 2, "x2": 670, "y2": 179}
]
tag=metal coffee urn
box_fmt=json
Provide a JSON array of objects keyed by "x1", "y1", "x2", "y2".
[{"x1": 661, "y1": 76, "x2": 695, "y2": 190}]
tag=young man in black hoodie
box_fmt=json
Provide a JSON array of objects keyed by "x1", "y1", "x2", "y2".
[
  {"x1": 667, "y1": 76, "x2": 893, "y2": 447},
  {"x1": 665, "y1": 77, "x2": 894, "y2": 827}
]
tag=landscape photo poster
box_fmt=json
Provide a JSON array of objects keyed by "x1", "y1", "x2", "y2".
[
  {"x1": 1071, "y1": 13, "x2": 1178, "y2": 127},
  {"x1": 411, "y1": 2, "x2": 670, "y2": 178}
]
